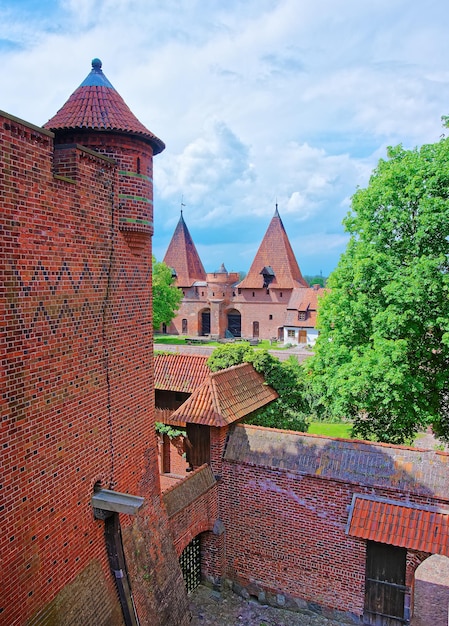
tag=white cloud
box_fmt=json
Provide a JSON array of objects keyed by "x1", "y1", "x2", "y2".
[{"x1": 2, "y1": 0, "x2": 449, "y2": 275}]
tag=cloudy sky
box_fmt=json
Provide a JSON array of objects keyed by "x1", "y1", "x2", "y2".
[{"x1": 1, "y1": 0, "x2": 448, "y2": 277}]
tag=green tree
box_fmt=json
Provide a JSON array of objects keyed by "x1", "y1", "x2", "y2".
[
  {"x1": 304, "y1": 274, "x2": 327, "y2": 287},
  {"x1": 152, "y1": 257, "x2": 183, "y2": 330},
  {"x1": 308, "y1": 137, "x2": 449, "y2": 444},
  {"x1": 207, "y1": 344, "x2": 309, "y2": 431}
]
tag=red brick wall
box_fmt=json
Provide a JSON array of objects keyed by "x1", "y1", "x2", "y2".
[
  {"x1": 218, "y1": 426, "x2": 449, "y2": 621},
  {"x1": 0, "y1": 112, "x2": 189, "y2": 626},
  {"x1": 220, "y1": 462, "x2": 366, "y2": 617}
]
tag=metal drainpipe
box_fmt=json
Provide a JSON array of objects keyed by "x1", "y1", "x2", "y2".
[{"x1": 104, "y1": 512, "x2": 140, "y2": 626}]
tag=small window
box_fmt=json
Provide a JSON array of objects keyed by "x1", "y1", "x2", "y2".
[
  {"x1": 280, "y1": 292, "x2": 283, "y2": 298},
  {"x1": 269, "y1": 314, "x2": 273, "y2": 320},
  {"x1": 232, "y1": 292, "x2": 235, "y2": 297},
  {"x1": 287, "y1": 329, "x2": 295, "y2": 338},
  {"x1": 201, "y1": 291, "x2": 204, "y2": 296},
  {"x1": 252, "y1": 292, "x2": 255, "y2": 297},
  {"x1": 136, "y1": 157, "x2": 141, "y2": 174},
  {"x1": 238, "y1": 288, "x2": 241, "y2": 295},
  {"x1": 298, "y1": 312, "x2": 306, "y2": 321},
  {"x1": 266, "y1": 289, "x2": 269, "y2": 295}
]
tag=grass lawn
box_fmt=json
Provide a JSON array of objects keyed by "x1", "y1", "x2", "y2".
[
  {"x1": 153, "y1": 335, "x2": 284, "y2": 349},
  {"x1": 308, "y1": 422, "x2": 353, "y2": 438}
]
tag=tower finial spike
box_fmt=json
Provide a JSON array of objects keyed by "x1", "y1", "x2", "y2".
[{"x1": 180, "y1": 194, "x2": 186, "y2": 217}]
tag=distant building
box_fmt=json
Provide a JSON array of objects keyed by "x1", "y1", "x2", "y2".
[{"x1": 162, "y1": 207, "x2": 326, "y2": 345}]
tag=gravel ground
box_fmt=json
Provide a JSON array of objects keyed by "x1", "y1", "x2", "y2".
[{"x1": 189, "y1": 585, "x2": 354, "y2": 626}]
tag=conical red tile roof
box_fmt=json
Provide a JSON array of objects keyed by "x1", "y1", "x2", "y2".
[
  {"x1": 44, "y1": 58, "x2": 165, "y2": 154},
  {"x1": 163, "y1": 212, "x2": 206, "y2": 287},
  {"x1": 238, "y1": 207, "x2": 308, "y2": 289}
]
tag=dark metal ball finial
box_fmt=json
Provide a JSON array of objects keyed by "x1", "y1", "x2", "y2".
[{"x1": 92, "y1": 58, "x2": 102, "y2": 70}]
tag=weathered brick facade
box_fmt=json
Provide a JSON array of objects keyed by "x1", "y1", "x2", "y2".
[{"x1": 0, "y1": 58, "x2": 190, "y2": 626}]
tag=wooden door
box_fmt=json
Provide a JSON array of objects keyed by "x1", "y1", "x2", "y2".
[
  {"x1": 186, "y1": 424, "x2": 210, "y2": 468},
  {"x1": 364, "y1": 541, "x2": 407, "y2": 625}
]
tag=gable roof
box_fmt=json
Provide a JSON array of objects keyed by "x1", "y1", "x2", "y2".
[
  {"x1": 154, "y1": 353, "x2": 210, "y2": 393},
  {"x1": 284, "y1": 285, "x2": 327, "y2": 328},
  {"x1": 166, "y1": 363, "x2": 278, "y2": 427},
  {"x1": 163, "y1": 212, "x2": 206, "y2": 287},
  {"x1": 237, "y1": 207, "x2": 308, "y2": 290},
  {"x1": 44, "y1": 58, "x2": 165, "y2": 154}
]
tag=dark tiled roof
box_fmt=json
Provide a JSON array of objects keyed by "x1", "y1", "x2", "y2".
[
  {"x1": 163, "y1": 212, "x2": 206, "y2": 287},
  {"x1": 163, "y1": 464, "x2": 216, "y2": 517},
  {"x1": 167, "y1": 363, "x2": 278, "y2": 427},
  {"x1": 224, "y1": 424, "x2": 449, "y2": 499},
  {"x1": 154, "y1": 353, "x2": 210, "y2": 393},
  {"x1": 44, "y1": 58, "x2": 165, "y2": 154},
  {"x1": 237, "y1": 207, "x2": 309, "y2": 290},
  {"x1": 347, "y1": 495, "x2": 449, "y2": 556}
]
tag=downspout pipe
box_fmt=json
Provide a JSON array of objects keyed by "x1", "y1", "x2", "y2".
[
  {"x1": 92, "y1": 489, "x2": 144, "y2": 626},
  {"x1": 105, "y1": 512, "x2": 139, "y2": 626}
]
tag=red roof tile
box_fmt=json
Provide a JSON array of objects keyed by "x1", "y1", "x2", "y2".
[
  {"x1": 163, "y1": 212, "x2": 206, "y2": 287},
  {"x1": 284, "y1": 285, "x2": 327, "y2": 327},
  {"x1": 154, "y1": 353, "x2": 209, "y2": 393},
  {"x1": 347, "y1": 495, "x2": 449, "y2": 556},
  {"x1": 238, "y1": 208, "x2": 308, "y2": 290},
  {"x1": 167, "y1": 363, "x2": 278, "y2": 427},
  {"x1": 44, "y1": 58, "x2": 165, "y2": 154}
]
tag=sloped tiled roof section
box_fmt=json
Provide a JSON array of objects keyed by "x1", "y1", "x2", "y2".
[
  {"x1": 238, "y1": 207, "x2": 309, "y2": 290},
  {"x1": 44, "y1": 58, "x2": 165, "y2": 154},
  {"x1": 163, "y1": 212, "x2": 206, "y2": 287},
  {"x1": 347, "y1": 495, "x2": 449, "y2": 556},
  {"x1": 284, "y1": 286, "x2": 328, "y2": 327},
  {"x1": 225, "y1": 424, "x2": 449, "y2": 499},
  {"x1": 154, "y1": 353, "x2": 210, "y2": 393},
  {"x1": 167, "y1": 363, "x2": 278, "y2": 427}
]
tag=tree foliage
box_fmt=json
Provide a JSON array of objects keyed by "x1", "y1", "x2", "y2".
[
  {"x1": 308, "y1": 138, "x2": 449, "y2": 443},
  {"x1": 207, "y1": 344, "x2": 309, "y2": 432},
  {"x1": 304, "y1": 274, "x2": 327, "y2": 287},
  {"x1": 152, "y1": 257, "x2": 183, "y2": 330}
]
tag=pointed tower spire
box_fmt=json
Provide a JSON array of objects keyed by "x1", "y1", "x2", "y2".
[
  {"x1": 163, "y1": 213, "x2": 206, "y2": 287},
  {"x1": 238, "y1": 207, "x2": 308, "y2": 289},
  {"x1": 44, "y1": 58, "x2": 165, "y2": 154}
]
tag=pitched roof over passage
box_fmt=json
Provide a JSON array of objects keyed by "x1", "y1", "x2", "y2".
[
  {"x1": 44, "y1": 58, "x2": 165, "y2": 153},
  {"x1": 154, "y1": 353, "x2": 210, "y2": 393},
  {"x1": 347, "y1": 495, "x2": 449, "y2": 556},
  {"x1": 237, "y1": 207, "x2": 309, "y2": 290},
  {"x1": 166, "y1": 363, "x2": 278, "y2": 427},
  {"x1": 163, "y1": 212, "x2": 206, "y2": 287}
]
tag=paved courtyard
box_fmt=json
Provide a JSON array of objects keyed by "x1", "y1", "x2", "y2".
[{"x1": 189, "y1": 585, "x2": 354, "y2": 626}]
